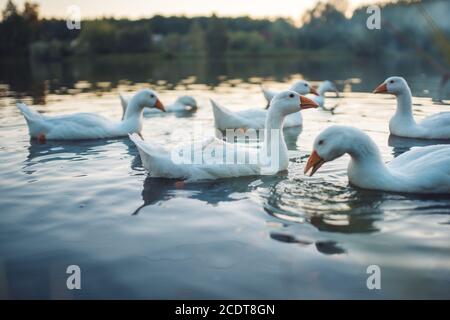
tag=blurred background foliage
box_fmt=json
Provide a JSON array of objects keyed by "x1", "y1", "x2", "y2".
[{"x1": 0, "y1": 0, "x2": 448, "y2": 70}]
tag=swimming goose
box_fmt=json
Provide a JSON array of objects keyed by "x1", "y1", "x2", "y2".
[
  {"x1": 261, "y1": 80, "x2": 339, "y2": 108},
  {"x1": 130, "y1": 91, "x2": 319, "y2": 181},
  {"x1": 308, "y1": 80, "x2": 339, "y2": 109},
  {"x1": 263, "y1": 80, "x2": 338, "y2": 109},
  {"x1": 261, "y1": 80, "x2": 318, "y2": 107},
  {"x1": 213, "y1": 80, "x2": 317, "y2": 131},
  {"x1": 373, "y1": 76, "x2": 450, "y2": 139},
  {"x1": 304, "y1": 125, "x2": 450, "y2": 194},
  {"x1": 17, "y1": 89, "x2": 164, "y2": 142},
  {"x1": 120, "y1": 94, "x2": 197, "y2": 119}
]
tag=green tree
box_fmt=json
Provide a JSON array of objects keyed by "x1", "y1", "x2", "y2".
[
  {"x1": 2, "y1": 0, "x2": 18, "y2": 19},
  {"x1": 116, "y1": 26, "x2": 152, "y2": 53},
  {"x1": 298, "y1": 1, "x2": 349, "y2": 50},
  {"x1": 270, "y1": 18, "x2": 296, "y2": 48},
  {"x1": 188, "y1": 20, "x2": 206, "y2": 55},
  {"x1": 0, "y1": 0, "x2": 40, "y2": 57},
  {"x1": 229, "y1": 31, "x2": 266, "y2": 54},
  {"x1": 76, "y1": 20, "x2": 117, "y2": 54},
  {"x1": 205, "y1": 14, "x2": 229, "y2": 57}
]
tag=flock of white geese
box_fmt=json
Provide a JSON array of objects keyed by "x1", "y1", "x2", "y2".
[{"x1": 16, "y1": 76, "x2": 450, "y2": 194}]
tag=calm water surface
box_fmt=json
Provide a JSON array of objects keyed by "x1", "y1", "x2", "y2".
[{"x1": 0, "y1": 56, "x2": 449, "y2": 299}]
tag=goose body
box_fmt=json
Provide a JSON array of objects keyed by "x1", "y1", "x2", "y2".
[
  {"x1": 213, "y1": 80, "x2": 316, "y2": 131},
  {"x1": 130, "y1": 134, "x2": 262, "y2": 181},
  {"x1": 120, "y1": 94, "x2": 197, "y2": 118},
  {"x1": 17, "y1": 89, "x2": 164, "y2": 141},
  {"x1": 305, "y1": 126, "x2": 450, "y2": 194},
  {"x1": 374, "y1": 76, "x2": 450, "y2": 139},
  {"x1": 212, "y1": 100, "x2": 303, "y2": 130},
  {"x1": 131, "y1": 91, "x2": 318, "y2": 181}
]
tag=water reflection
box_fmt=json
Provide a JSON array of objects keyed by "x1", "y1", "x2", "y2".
[
  {"x1": 2, "y1": 54, "x2": 450, "y2": 299},
  {"x1": 133, "y1": 174, "x2": 285, "y2": 215},
  {"x1": 388, "y1": 134, "x2": 450, "y2": 156},
  {"x1": 24, "y1": 138, "x2": 137, "y2": 172},
  {"x1": 269, "y1": 232, "x2": 346, "y2": 255},
  {"x1": 263, "y1": 175, "x2": 387, "y2": 234},
  {"x1": 1, "y1": 55, "x2": 448, "y2": 105}
]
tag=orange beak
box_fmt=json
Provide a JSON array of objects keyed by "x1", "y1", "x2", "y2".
[
  {"x1": 373, "y1": 82, "x2": 388, "y2": 94},
  {"x1": 304, "y1": 150, "x2": 325, "y2": 176},
  {"x1": 300, "y1": 96, "x2": 319, "y2": 110},
  {"x1": 310, "y1": 86, "x2": 319, "y2": 96},
  {"x1": 155, "y1": 99, "x2": 165, "y2": 112}
]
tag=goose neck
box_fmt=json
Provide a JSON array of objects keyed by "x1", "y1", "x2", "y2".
[
  {"x1": 261, "y1": 108, "x2": 288, "y2": 166},
  {"x1": 346, "y1": 133, "x2": 387, "y2": 174},
  {"x1": 123, "y1": 98, "x2": 143, "y2": 121},
  {"x1": 394, "y1": 89, "x2": 414, "y2": 122},
  {"x1": 122, "y1": 98, "x2": 144, "y2": 133}
]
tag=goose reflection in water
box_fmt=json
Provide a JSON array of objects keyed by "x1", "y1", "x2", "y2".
[
  {"x1": 388, "y1": 134, "x2": 450, "y2": 157},
  {"x1": 24, "y1": 138, "x2": 139, "y2": 173},
  {"x1": 263, "y1": 168, "x2": 450, "y2": 256},
  {"x1": 269, "y1": 233, "x2": 346, "y2": 255},
  {"x1": 132, "y1": 174, "x2": 286, "y2": 215},
  {"x1": 262, "y1": 183, "x2": 388, "y2": 256},
  {"x1": 263, "y1": 177, "x2": 388, "y2": 233}
]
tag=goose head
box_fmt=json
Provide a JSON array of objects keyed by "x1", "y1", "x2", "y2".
[
  {"x1": 304, "y1": 126, "x2": 358, "y2": 176},
  {"x1": 132, "y1": 89, "x2": 165, "y2": 112},
  {"x1": 270, "y1": 90, "x2": 318, "y2": 116},
  {"x1": 290, "y1": 80, "x2": 319, "y2": 96},
  {"x1": 373, "y1": 76, "x2": 410, "y2": 96},
  {"x1": 175, "y1": 95, "x2": 198, "y2": 109}
]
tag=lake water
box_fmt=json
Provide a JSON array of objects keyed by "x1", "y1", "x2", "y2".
[{"x1": 0, "y1": 56, "x2": 449, "y2": 299}]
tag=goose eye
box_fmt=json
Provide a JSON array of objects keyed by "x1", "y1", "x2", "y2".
[
  {"x1": 150, "y1": 94, "x2": 155, "y2": 98},
  {"x1": 304, "y1": 84, "x2": 308, "y2": 87},
  {"x1": 318, "y1": 140, "x2": 324, "y2": 145},
  {"x1": 289, "y1": 93, "x2": 294, "y2": 98},
  {"x1": 389, "y1": 80, "x2": 394, "y2": 84}
]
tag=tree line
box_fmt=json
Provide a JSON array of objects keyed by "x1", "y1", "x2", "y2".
[{"x1": 0, "y1": 0, "x2": 448, "y2": 65}]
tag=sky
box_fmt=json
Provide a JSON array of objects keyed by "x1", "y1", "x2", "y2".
[{"x1": 1, "y1": 0, "x2": 391, "y2": 21}]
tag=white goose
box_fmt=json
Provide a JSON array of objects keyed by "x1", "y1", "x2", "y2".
[
  {"x1": 263, "y1": 80, "x2": 338, "y2": 109},
  {"x1": 308, "y1": 80, "x2": 339, "y2": 109},
  {"x1": 261, "y1": 80, "x2": 318, "y2": 105},
  {"x1": 130, "y1": 91, "x2": 319, "y2": 181},
  {"x1": 374, "y1": 76, "x2": 450, "y2": 139},
  {"x1": 304, "y1": 126, "x2": 450, "y2": 194},
  {"x1": 213, "y1": 80, "x2": 317, "y2": 131},
  {"x1": 119, "y1": 94, "x2": 197, "y2": 119},
  {"x1": 17, "y1": 89, "x2": 164, "y2": 142}
]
